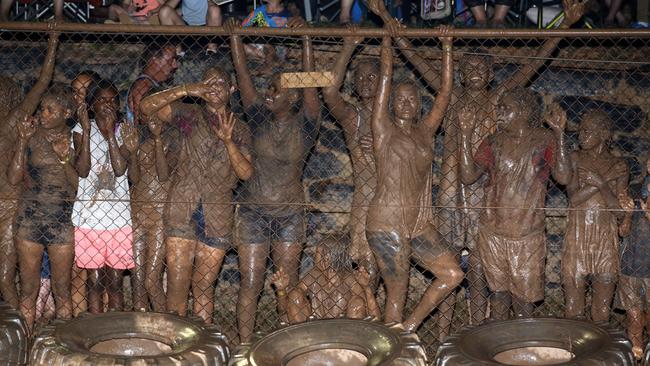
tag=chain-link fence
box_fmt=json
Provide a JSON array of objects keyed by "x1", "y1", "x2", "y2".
[{"x1": 0, "y1": 22, "x2": 649, "y2": 360}]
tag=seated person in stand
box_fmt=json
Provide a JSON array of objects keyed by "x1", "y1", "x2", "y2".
[{"x1": 271, "y1": 234, "x2": 381, "y2": 324}]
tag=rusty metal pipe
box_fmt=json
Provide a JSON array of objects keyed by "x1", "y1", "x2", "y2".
[{"x1": 1, "y1": 22, "x2": 650, "y2": 38}]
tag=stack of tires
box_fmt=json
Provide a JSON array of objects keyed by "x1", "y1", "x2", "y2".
[
  {"x1": 30, "y1": 312, "x2": 230, "y2": 365},
  {"x1": 435, "y1": 318, "x2": 635, "y2": 365},
  {"x1": 0, "y1": 302, "x2": 28, "y2": 365}
]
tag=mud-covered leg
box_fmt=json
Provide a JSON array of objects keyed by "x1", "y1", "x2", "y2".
[
  {"x1": 490, "y1": 291, "x2": 511, "y2": 320},
  {"x1": 165, "y1": 237, "x2": 196, "y2": 316},
  {"x1": 48, "y1": 243, "x2": 75, "y2": 321},
  {"x1": 130, "y1": 215, "x2": 148, "y2": 311},
  {"x1": 144, "y1": 220, "x2": 166, "y2": 312},
  {"x1": 367, "y1": 231, "x2": 411, "y2": 323},
  {"x1": 192, "y1": 243, "x2": 226, "y2": 323},
  {"x1": 591, "y1": 274, "x2": 616, "y2": 323},
  {"x1": 0, "y1": 213, "x2": 18, "y2": 308},
  {"x1": 86, "y1": 268, "x2": 103, "y2": 314},
  {"x1": 563, "y1": 275, "x2": 586, "y2": 320},
  {"x1": 16, "y1": 239, "x2": 44, "y2": 331},
  {"x1": 237, "y1": 243, "x2": 270, "y2": 343},
  {"x1": 467, "y1": 250, "x2": 488, "y2": 324},
  {"x1": 105, "y1": 267, "x2": 124, "y2": 311},
  {"x1": 405, "y1": 230, "x2": 463, "y2": 332}
]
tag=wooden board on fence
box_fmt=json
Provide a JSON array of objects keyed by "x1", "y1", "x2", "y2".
[{"x1": 281, "y1": 72, "x2": 334, "y2": 88}]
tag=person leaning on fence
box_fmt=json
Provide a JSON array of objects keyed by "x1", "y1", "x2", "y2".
[
  {"x1": 126, "y1": 43, "x2": 180, "y2": 312},
  {"x1": 228, "y1": 16, "x2": 321, "y2": 343},
  {"x1": 9, "y1": 81, "x2": 83, "y2": 333},
  {"x1": 458, "y1": 87, "x2": 571, "y2": 320},
  {"x1": 561, "y1": 109, "x2": 629, "y2": 323},
  {"x1": 322, "y1": 34, "x2": 380, "y2": 289},
  {"x1": 366, "y1": 29, "x2": 464, "y2": 333},
  {"x1": 271, "y1": 234, "x2": 381, "y2": 324},
  {"x1": 616, "y1": 161, "x2": 650, "y2": 360},
  {"x1": 6, "y1": 33, "x2": 76, "y2": 334},
  {"x1": 139, "y1": 66, "x2": 253, "y2": 323},
  {"x1": 72, "y1": 79, "x2": 140, "y2": 314}
]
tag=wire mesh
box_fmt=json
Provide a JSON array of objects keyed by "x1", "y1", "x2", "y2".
[{"x1": 0, "y1": 24, "x2": 648, "y2": 360}]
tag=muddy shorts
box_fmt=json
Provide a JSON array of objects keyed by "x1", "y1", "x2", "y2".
[
  {"x1": 366, "y1": 226, "x2": 449, "y2": 276},
  {"x1": 478, "y1": 227, "x2": 546, "y2": 303},
  {"x1": 15, "y1": 199, "x2": 74, "y2": 246},
  {"x1": 618, "y1": 275, "x2": 650, "y2": 311},
  {"x1": 236, "y1": 206, "x2": 306, "y2": 245},
  {"x1": 165, "y1": 179, "x2": 233, "y2": 250}
]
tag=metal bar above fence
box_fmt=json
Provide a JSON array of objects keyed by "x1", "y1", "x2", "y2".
[{"x1": 1, "y1": 21, "x2": 650, "y2": 38}]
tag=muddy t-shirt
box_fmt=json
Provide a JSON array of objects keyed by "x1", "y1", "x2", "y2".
[
  {"x1": 239, "y1": 103, "x2": 319, "y2": 215},
  {"x1": 171, "y1": 102, "x2": 251, "y2": 188}
]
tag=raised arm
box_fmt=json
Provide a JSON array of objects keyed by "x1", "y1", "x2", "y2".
[
  {"x1": 73, "y1": 103, "x2": 91, "y2": 178},
  {"x1": 12, "y1": 31, "x2": 59, "y2": 122},
  {"x1": 139, "y1": 85, "x2": 188, "y2": 123},
  {"x1": 495, "y1": 0, "x2": 587, "y2": 94},
  {"x1": 545, "y1": 103, "x2": 571, "y2": 185},
  {"x1": 145, "y1": 115, "x2": 172, "y2": 182},
  {"x1": 322, "y1": 36, "x2": 363, "y2": 135},
  {"x1": 8, "y1": 116, "x2": 37, "y2": 185},
  {"x1": 367, "y1": 0, "x2": 442, "y2": 91},
  {"x1": 119, "y1": 122, "x2": 141, "y2": 184},
  {"x1": 212, "y1": 111, "x2": 254, "y2": 180},
  {"x1": 288, "y1": 17, "x2": 320, "y2": 122},
  {"x1": 371, "y1": 36, "x2": 393, "y2": 152},
  {"x1": 227, "y1": 18, "x2": 259, "y2": 109},
  {"x1": 422, "y1": 27, "x2": 453, "y2": 131}
]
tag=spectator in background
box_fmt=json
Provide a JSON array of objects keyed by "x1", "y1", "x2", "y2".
[
  {"x1": 602, "y1": 0, "x2": 626, "y2": 27},
  {"x1": 340, "y1": 0, "x2": 364, "y2": 24},
  {"x1": 241, "y1": 0, "x2": 294, "y2": 76},
  {"x1": 158, "y1": 0, "x2": 222, "y2": 52},
  {"x1": 107, "y1": 0, "x2": 163, "y2": 24},
  {"x1": 466, "y1": 0, "x2": 515, "y2": 27}
]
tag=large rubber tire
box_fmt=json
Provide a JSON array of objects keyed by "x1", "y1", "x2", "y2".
[
  {"x1": 0, "y1": 301, "x2": 28, "y2": 365},
  {"x1": 30, "y1": 311, "x2": 230, "y2": 365},
  {"x1": 435, "y1": 318, "x2": 634, "y2": 365},
  {"x1": 229, "y1": 318, "x2": 427, "y2": 366},
  {"x1": 642, "y1": 342, "x2": 650, "y2": 366}
]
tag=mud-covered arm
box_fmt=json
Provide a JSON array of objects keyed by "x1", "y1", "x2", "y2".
[
  {"x1": 495, "y1": 0, "x2": 587, "y2": 95},
  {"x1": 371, "y1": 2, "x2": 442, "y2": 91},
  {"x1": 12, "y1": 32, "x2": 59, "y2": 124},
  {"x1": 286, "y1": 284, "x2": 311, "y2": 324},
  {"x1": 8, "y1": 118, "x2": 35, "y2": 185},
  {"x1": 371, "y1": 36, "x2": 393, "y2": 152},
  {"x1": 228, "y1": 20, "x2": 259, "y2": 109},
  {"x1": 323, "y1": 37, "x2": 361, "y2": 137},
  {"x1": 214, "y1": 112, "x2": 254, "y2": 180},
  {"x1": 566, "y1": 152, "x2": 599, "y2": 207},
  {"x1": 302, "y1": 33, "x2": 320, "y2": 123},
  {"x1": 608, "y1": 164, "x2": 630, "y2": 220},
  {"x1": 618, "y1": 195, "x2": 634, "y2": 237},
  {"x1": 146, "y1": 117, "x2": 172, "y2": 182},
  {"x1": 422, "y1": 30, "x2": 453, "y2": 132},
  {"x1": 72, "y1": 105, "x2": 91, "y2": 178},
  {"x1": 545, "y1": 103, "x2": 570, "y2": 185},
  {"x1": 139, "y1": 85, "x2": 189, "y2": 123}
]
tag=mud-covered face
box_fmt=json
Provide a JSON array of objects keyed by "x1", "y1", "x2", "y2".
[
  {"x1": 354, "y1": 63, "x2": 379, "y2": 99},
  {"x1": 264, "y1": 74, "x2": 298, "y2": 114},
  {"x1": 203, "y1": 70, "x2": 232, "y2": 107},
  {"x1": 496, "y1": 93, "x2": 526, "y2": 132},
  {"x1": 579, "y1": 113, "x2": 609, "y2": 150},
  {"x1": 92, "y1": 88, "x2": 118, "y2": 130},
  {"x1": 39, "y1": 95, "x2": 71, "y2": 130},
  {"x1": 150, "y1": 46, "x2": 179, "y2": 81},
  {"x1": 460, "y1": 56, "x2": 491, "y2": 90},
  {"x1": 392, "y1": 83, "x2": 420, "y2": 122},
  {"x1": 72, "y1": 74, "x2": 93, "y2": 107}
]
